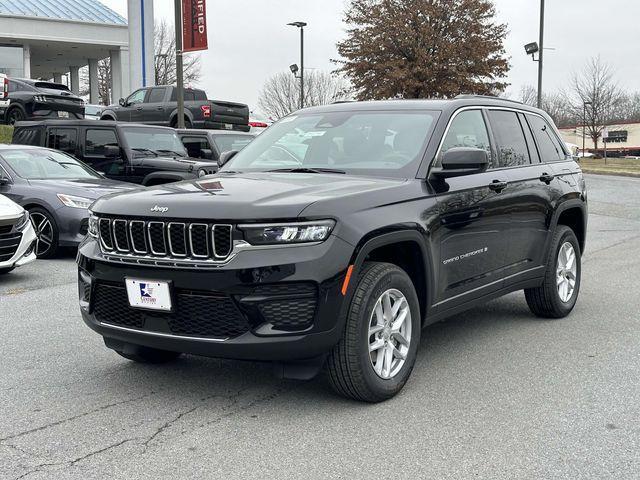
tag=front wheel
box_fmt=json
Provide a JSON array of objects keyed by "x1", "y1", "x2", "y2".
[
  {"x1": 327, "y1": 262, "x2": 421, "y2": 402},
  {"x1": 525, "y1": 225, "x2": 581, "y2": 318},
  {"x1": 29, "y1": 207, "x2": 59, "y2": 259}
]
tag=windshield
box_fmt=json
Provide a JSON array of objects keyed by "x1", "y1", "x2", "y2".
[
  {"x1": 225, "y1": 110, "x2": 438, "y2": 177},
  {"x1": 121, "y1": 127, "x2": 188, "y2": 157},
  {"x1": 0, "y1": 149, "x2": 99, "y2": 179},
  {"x1": 85, "y1": 106, "x2": 102, "y2": 115},
  {"x1": 212, "y1": 134, "x2": 254, "y2": 153}
]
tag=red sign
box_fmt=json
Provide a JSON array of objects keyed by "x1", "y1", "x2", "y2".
[{"x1": 182, "y1": 0, "x2": 208, "y2": 52}]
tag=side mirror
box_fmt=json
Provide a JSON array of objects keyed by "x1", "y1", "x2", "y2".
[
  {"x1": 218, "y1": 150, "x2": 238, "y2": 167},
  {"x1": 118, "y1": 98, "x2": 126, "y2": 107},
  {"x1": 199, "y1": 148, "x2": 213, "y2": 160},
  {"x1": 431, "y1": 147, "x2": 489, "y2": 178},
  {"x1": 103, "y1": 145, "x2": 121, "y2": 158},
  {"x1": 0, "y1": 176, "x2": 10, "y2": 185}
]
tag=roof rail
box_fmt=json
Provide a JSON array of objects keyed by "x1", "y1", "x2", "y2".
[
  {"x1": 454, "y1": 94, "x2": 524, "y2": 105},
  {"x1": 332, "y1": 100, "x2": 355, "y2": 104}
]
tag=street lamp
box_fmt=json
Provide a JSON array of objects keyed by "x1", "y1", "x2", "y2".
[
  {"x1": 523, "y1": 0, "x2": 545, "y2": 108},
  {"x1": 582, "y1": 101, "x2": 592, "y2": 156},
  {"x1": 287, "y1": 21, "x2": 307, "y2": 110}
]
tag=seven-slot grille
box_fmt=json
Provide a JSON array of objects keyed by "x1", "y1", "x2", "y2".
[{"x1": 98, "y1": 218, "x2": 233, "y2": 260}]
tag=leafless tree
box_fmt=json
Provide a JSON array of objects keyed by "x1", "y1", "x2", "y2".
[
  {"x1": 79, "y1": 59, "x2": 112, "y2": 105},
  {"x1": 154, "y1": 19, "x2": 201, "y2": 86},
  {"x1": 518, "y1": 85, "x2": 575, "y2": 127},
  {"x1": 570, "y1": 57, "x2": 624, "y2": 149},
  {"x1": 258, "y1": 70, "x2": 351, "y2": 119}
]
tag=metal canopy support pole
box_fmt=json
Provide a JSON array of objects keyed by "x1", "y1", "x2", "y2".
[{"x1": 174, "y1": 0, "x2": 185, "y2": 128}]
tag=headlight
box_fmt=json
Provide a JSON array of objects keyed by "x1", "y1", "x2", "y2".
[
  {"x1": 57, "y1": 194, "x2": 93, "y2": 209},
  {"x1": 239, "y1": 220, "x2": 335, "y2": 245},
  {"x1": 198, "y1": 169, "x2": 208, "y2": 178},
  {"x1": 15, "y1": 211, "x2": 30, "y2": 231},
  {"x1": 88, "y1": 212, "x2": 98, "y2": 237}
]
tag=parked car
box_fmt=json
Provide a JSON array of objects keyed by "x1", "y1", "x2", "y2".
[
  {"x1": 78, "y1": 96, "x2": 587, "y2": 402},
  {"x1": 0, "y1": 193, "x2": 37, "y2": 274},
  {"x1": 98, "y1": 86, "x2": 250, "y2": 132},
  {"x1": 11, "y1": 120, "x2": 219, "y2": 186},
  {"x1": 84, "y1": 104, "x2": 104, "y2": 121},
  {"x1": 177, "y1": 129, "x2": 255, "y2": 161},
  {"x1": 0, "y1": 78, "x2": 84, "y2": 125},
  {"x1": 249, "y1": 111, "x2": 273, "y2": 135},
  {"x1": 0, "y1": 145, "x2": 136, "y2": 258}
]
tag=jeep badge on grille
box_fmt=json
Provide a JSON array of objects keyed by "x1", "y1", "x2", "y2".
[{"x1": 150, "y1": 205, "x2": 169, "y2": 213}]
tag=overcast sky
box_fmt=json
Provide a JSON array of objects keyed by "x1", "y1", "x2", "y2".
[{"x1": 101, "y1": 0, "x2": 640, "y2": 111}]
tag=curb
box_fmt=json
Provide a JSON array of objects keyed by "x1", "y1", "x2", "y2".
[{"x1": 581, "y1": 168, "x2": 640, "y2": 178}]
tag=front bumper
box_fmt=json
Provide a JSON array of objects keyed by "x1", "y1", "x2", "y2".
[
  {"x1": 55, "y1": 206, "x2": 90, "y2": 247},
  {"x1": 196, "y1": 120, "x2": 251, "y2": 132},
  {"x1": 77, "y1": 235, "x2": 353, "y2": 361},
  {"x1": 0, "y1": 220, "x2": 37, "y2": 270}
]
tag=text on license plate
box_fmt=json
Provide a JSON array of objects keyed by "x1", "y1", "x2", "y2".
[{"x1": 125, "y1": 278, "x2": 172, "y2": 311}]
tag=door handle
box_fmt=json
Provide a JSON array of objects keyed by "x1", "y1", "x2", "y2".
[
  {"x1": 156, "y1": 106, "x2": 163, "y2": 110},
  {"x1": 136, "y1": 106, "x2": 143, "y2": 111},
  {"x1": 488, "y1": 180, "x2": 508, "y2": 192},
  {"x1": 539, "y1": 172, "x2": 555, "y2": 183}
]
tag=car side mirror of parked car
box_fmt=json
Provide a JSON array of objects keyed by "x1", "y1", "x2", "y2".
[
  {"x1": 199, "y1": 148, "x2": 213, "y2": 160},
  {"x1": 118, "y1": 98, "x2": 126, "y2": 107},
  {"x1": 218, "y1": 150, "x2": 238, "y2": 167},
  {"x1": 103, "y1": 145, "x2": 121, "y2": 158},
  {"x1": 0, "y1": 176, "x2": 10, "y2": 185},
  {"x1": 430, "y1": 147, "x2": 489, "y2": 179}
]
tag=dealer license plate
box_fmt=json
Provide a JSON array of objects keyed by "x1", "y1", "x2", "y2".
[{"x1": 125, "y1": 278, "x2": 172, "y2": 311}]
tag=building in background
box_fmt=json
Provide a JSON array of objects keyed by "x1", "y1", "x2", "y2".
[
  {"x1": 0, "y1": 0, "x2": 154, "y2": 104},
  {"x1": 558, "y1": 122, "x2": 640, "y2": 158}
]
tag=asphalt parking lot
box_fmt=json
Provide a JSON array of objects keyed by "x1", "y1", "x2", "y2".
[{"x1": 1, "y1": 173, "x2": 639, "y2": 480}]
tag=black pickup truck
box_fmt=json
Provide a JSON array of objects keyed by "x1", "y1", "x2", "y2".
[
  {"x1": 11, "y1": 120, "x2": 219, "y2": 186},
  {"x1": 99, "y1": 86, "x2": 250, "y2": 132}
]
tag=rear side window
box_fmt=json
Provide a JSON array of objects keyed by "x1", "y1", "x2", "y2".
[
  {"x1": 180, "y1": 135, "x2": 209, "y2": 158},
  {"x1": 85, "y1": 129, "x2": 118, "y2": 156},
  {"x1": 487, "y1": 110, "x2": 530, "y2": 167},
  {"x1": 439, "y1": 109, "x2": 492, "y2": 165},
  {"x1": 47, "y1": 128, "x2": 77, "y2": 153},
  {"x1": 194, "y1": 90, "x2": 207, "y2": 101},
  {"x1": 12, "y1": 127, "x2": 42, "y2": 145},
  {"x1": 527, "y1": 114, "x2": 565, "y2": 162},
  {"x1": 170, "y1": 90, "x2": 196, "y2": 102},
  {"x1": 146, "y1": 88, "x2": 165, "y2": 103}
]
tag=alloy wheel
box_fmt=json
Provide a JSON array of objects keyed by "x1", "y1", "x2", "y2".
[
  {"x1": 556, "y1": 242, "x2": 577, "y2": 303},
  {"x1": 30, "y1": 212, "x2": 55, "y2": 257},
  {"x1": 368, "y1": 288, "x2": 412, "y2": 379}
]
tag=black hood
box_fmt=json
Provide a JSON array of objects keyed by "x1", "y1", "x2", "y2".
[{"x1": 90, "y1": 172, "x2": 410, "y2": 220}]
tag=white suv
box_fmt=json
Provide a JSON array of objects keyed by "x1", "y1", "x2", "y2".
[{"x1": 0, "y1": 194, "x2": 37, "y2": 274}]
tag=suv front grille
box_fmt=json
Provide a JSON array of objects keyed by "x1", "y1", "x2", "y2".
[{"x1": 98, "y1": 218, "x2": 234, "y2": 262}]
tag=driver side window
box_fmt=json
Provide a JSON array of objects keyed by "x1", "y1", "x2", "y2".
[
  {"x1": 127, "y1": 89, "x2": 146, "y2": 105},
  {"x1": 439, "y1": 110, "x2": 492, "y2": 167}
]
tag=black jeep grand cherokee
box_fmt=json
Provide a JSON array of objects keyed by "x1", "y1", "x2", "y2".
[{"x1": 77, "y1": 96, "x2": 587, "y2": 402}]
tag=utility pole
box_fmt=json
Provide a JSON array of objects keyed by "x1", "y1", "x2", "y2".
[
  {"x1": 537, "y1": 0, "x2": 545, "y2": 108},
  {"x1": 174, "y1": 0, "x2": 185, "y2": 128}
]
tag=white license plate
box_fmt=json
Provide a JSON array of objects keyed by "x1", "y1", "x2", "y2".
[
  {"x1": 125, "y1": 278, "x2": 172, "y2": 311},
  {"x1": 224, "y1": 123, "x2": 233, "y2": 130},
  {"x1": 58, "y1": 111, "x2": 69, "y2": 118}
]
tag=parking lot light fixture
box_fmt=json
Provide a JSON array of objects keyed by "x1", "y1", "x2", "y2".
[{"x1": 287, "y1": 21, "x2": 307, "y2": 110}]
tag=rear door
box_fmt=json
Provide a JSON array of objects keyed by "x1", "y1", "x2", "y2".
[
  {"x1": 431, "y1": 109, "x2": 511, "y2": 311},
  {"x1": 140, "y1": 87, "x2": 168, "y2": 125}
]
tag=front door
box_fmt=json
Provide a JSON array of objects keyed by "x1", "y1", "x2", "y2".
[
  {"x1": 139, "y1": 87, "x2": 167, "y2": 125},
  {"x1": 431, "y1": 109, "x2": 512, "y2": 311},
  {"x1": 82, "y1": 127, "x2": 129, "y2": 181}
]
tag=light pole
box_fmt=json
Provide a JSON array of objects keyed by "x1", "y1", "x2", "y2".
[
  {"x1": 174, "y1": 0, "x2": 185, "y2": 128},
  {"x1": 582, "y1": 101, "x2": 592, "y2": 156},
  {"x1": 287, "y1": 21, "x2": 307, "y2": 110},
  {"x1": 523, "y1": 0, "x2": 546, "y2": 108}
]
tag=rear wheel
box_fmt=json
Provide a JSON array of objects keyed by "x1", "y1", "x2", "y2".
[
  {"x1": 327, "y1": 262, "x2": 421, "y2": 402},
  {"x1": 116, "y1": 347, "x2": 182, "y2": 364},
  {"x1": 29, "y1": 207, "x2": 59, "y2": 259},
  {"x1": 6, "y1": 107, "x2": 25, "y2": 125},
  {"x1": 525, "y1": 225, "x2": 581, "y2": 318}
]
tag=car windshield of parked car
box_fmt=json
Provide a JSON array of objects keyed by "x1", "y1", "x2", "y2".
[
  {"x1": 0, "y1": 149, "x2": 99, "y2": 179},
  {"x1": 212, "y1": 135, "x2": 254, "y2": 154},
  {"x1": 224, "y1": 110, "x2": 439, "y2": 177},
  {"x1": 121, "y1": 127, "x2": 188, "y2": 157}
]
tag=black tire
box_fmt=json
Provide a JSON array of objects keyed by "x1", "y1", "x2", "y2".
[
  {"x1": 100, "y1": 116, "x2": 116, "y2": 121},
  {"x1": 525, "y1": 225, "x2": 581, "y2": 318},
  {"x1": 171, "y1": 116, "x2": 191, "y2": 128},
  {"x1": 28, "y1": 207, "x2": 59, "y2": 259},
  {"x1": 6, "y1": 106, "x2": 25, "y2": 125},
  {"x1": 327, "y1": 262, "x2": 421, "y2": 402},
  {"x1": 0, "y1": 267, "x2": 15, "y2": 275},
  {"x1": 116, "y1": 347, "x2": 182, "y2": 364}
]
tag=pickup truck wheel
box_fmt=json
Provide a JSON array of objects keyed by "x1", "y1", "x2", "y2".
[
  {"x1": 116, "y1": 347, "x2": 182, "y2": 364},
  {"x1": 327, "y1": 262, "x2": 421, "y2": 402},
  {"x1": 525, "y1": 225, "x2": 581, "y2": 318}
]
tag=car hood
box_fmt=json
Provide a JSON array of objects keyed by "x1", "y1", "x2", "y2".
[
  {"x1": 0, "y1": 193, "x2": 24, "y2": 219},
  {"x1": 90, "y1": 172, "x2": 409, "y2": 220},
  {"x1": 28, "y1": 178, "x2": 139, "y2": 200}
]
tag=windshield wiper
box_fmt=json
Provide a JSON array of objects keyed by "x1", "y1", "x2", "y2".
[
  {"x1": 267, "y1": 167, "x2": 345, "y2": 174},
  {"x1": 155, "y1": 149, "x2": 186, "y2": 157},
  {"x1": 131, "y1": 147, "x2": 158, "y2": 157}
]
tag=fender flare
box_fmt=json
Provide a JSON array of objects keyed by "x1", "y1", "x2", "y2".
[
  {"x1": 99, "y1": 110, "x2": 117, "y2": 121},
  {"x1": 169, "y1": 109, "x2": 194, "y2": 126},
  {"x1": 142, "y1": 171, "x2": 195, "y2": 186},
  {"x1": 550, "y1": 198, "x2": 587, "y2": 252},
  {"x1": 339, "y1": 228, "x2": 435, "y2": 326}
]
